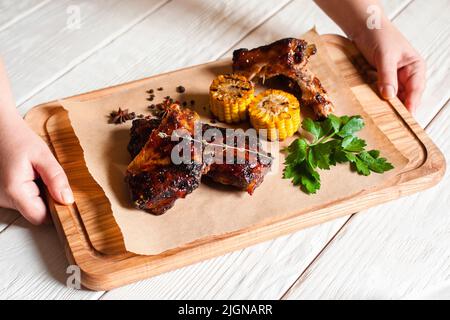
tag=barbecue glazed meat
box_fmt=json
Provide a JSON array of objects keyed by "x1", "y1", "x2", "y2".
[
  {"x1": 232, "y1": 38, "x2": 334, "y2": 118},
  {"x1": 126, "y1": 105, "x2": 205, "y2": 215},
  {"x1": 127, "y1": 116, "x2": 272, "y2": 207},
  {"x1": 232, "y1": 38, "x2": 314, "y2": 80},
  {"x1": 201, "y1": 124, "x2": 272, "y2": 194},
  {"x1": 128, "y1": 118, "x2": 161, "y2": 158}
]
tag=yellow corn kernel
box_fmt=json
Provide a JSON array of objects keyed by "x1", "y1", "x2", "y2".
[
  {"x1": 249, "y1": 89, "x2": 301, "y2": 141},
  {"x1": 209, "y1": 74, "x2": 254, "y2": 124}
]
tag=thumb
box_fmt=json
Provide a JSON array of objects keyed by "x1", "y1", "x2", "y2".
[
  {"x1": 33, "y1": 150, "x2": 74, "y2": 205},
  {"x1": 376, "y1": 55, "x2": 398, "y2": 100}
]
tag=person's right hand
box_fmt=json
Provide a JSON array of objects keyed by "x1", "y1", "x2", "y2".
[
  {"x1": 352, "y1": 19, "x2": 426, "y2": 113},
  {"x1": 0, "y1": 116, "x2": 74, "y2": 225}
]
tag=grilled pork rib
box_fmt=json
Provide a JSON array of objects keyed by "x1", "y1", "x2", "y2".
[
  {"x1": 126, "y1": 107, "x2": 272, "y2": 214},
  {"x1": 199, "y1": 124, "x2": 271, "y2": 195},
  {"x1": 232, "y1": 38, "x2": 334, "y2": 118},
  {"x1": 126, "y1": 105, "x2": 205, "y2": 215},
  {"x1": 127, "y1": 118, "x2": 161, "y2": 158}
]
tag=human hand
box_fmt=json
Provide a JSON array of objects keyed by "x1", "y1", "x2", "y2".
[
  {"x1": 0, "y1": 116, "x2": 74, "y2": 225},
  {"x1": 353, "y1": 19, "x2": 426, "y2": 112}
]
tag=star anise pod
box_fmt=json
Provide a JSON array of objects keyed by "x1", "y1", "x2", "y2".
[{"x1": 109, "y1": 108, "x2": 136, "y2": 124}]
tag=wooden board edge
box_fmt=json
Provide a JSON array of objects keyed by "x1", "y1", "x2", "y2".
[
  {"x1": 323, "y1": 34, "x2": 446, "y2": 187},
  {"x1": 70, "y1": 165, "x2": 447, "y2": 291},
  {"x1": 22, "y1": 34, "x2": 448, "y2": 291}
]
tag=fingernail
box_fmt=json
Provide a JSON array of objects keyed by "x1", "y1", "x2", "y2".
[
  {"x1": 61, "y1": 188, "x2": 74, "y2": 204},
  {"x1": 379, "y1": 85, "x2": 396, "y2": 99}
]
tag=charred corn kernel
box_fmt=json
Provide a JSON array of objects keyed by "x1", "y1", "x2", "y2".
[
  {"x1": 209, "y1": 74, "x2": 254, "y2": 124},
  {"x1": 249, "y1": 89, "x2": 301, "y2": 141}
]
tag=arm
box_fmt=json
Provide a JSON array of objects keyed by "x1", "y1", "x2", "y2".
[
  {"x1": 0, "y1": 58, "x2": 74, "y2": 225},
  {"x1": 315, "y1": 0, "x2": 426, "y2": 112}
]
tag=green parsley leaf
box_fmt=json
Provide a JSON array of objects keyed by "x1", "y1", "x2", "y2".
[
  {"x1": 320, "y1": 114, "x2": 341, "y2": 136},
  {"x1": 302, "y1": 118, "x2": 323, "y2": 141},
  {"x1": 337, "y1": 116, "x2": 364, "y2": 137},
  {"x1": 283, "y1": 163, "x2": 298, "y2": 181},
  {"x1": 344, "y1": 151, "x2": 357, "y2": 162},
  {"x1": 353, "y1": 156, "x2": 371, "y2": 176},
  {"x1": 340, "y1": 115, "x2": 350, "y2": 125},
  {"x1": 300, "y1": 162, "x2": 321, "y2": 194},
  {"x1": 285, "y1": 138, "x2": 308, "y2": 165},
  {"x1": 311, "y1": 143, "x2": 334, "y2": 170},
  {"x1": 283, "y1": 162, "x2": 321, "y2": 193},
  {"x1": 368, "y1": 149, "x2": 380, "y2": 158},
  {"x1": 330, "y1": 149, "x2": 348, "y2": 164},
  {"x1": 358, "y1": 151, "x2": 394, "y2": 173},
  {"x1": 307, "y1": 148, "x2": 317, "y2": 169},
  {"x1": 282, "y1": 114, "x2": 394, "y2": 194},
  {"x1": 341, "y1": 135, "x2": 366, "y2": 152}
]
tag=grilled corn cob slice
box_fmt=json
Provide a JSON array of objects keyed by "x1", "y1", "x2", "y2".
[
  {"x1": 249, "y1": 89, "x2": 301, "y2": 141},
  {"x1": 209, "y1": 74, "x2": 254, "y2": 124}
]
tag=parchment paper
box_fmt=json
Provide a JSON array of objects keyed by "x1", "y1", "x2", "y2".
[{"x1": 58, "y1": 31, "x2": 408, "y2": 255}]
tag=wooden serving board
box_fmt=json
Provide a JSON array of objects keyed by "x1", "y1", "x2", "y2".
[{"x1": 24, "y1": 35, "x2": 445, "y2": 291}]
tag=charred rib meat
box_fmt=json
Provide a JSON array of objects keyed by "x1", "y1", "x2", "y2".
[
  {"x1": 126, "y1": 105, "x2": 205, "y2": 215},
  {"x1": 127, "y1": 118, "x2": 161, "y2": 158},
  {"x1": 126, "y1": 108, "x2": 272, "y2": 214},
  {"x1": 232, "y1": 38, "x2": 334, "y2": 118},
  {"x1": 201, "y1": 124, "x2": 272, "y2": 195}
]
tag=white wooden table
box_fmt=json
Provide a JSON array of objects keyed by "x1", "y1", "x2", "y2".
[{"x1": 0, "y1": 0, "x2": 448, "y2": 300}]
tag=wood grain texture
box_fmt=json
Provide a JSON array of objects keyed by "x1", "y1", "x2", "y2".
[
  {"x1": 283, "y1": 0, "x2": 450, "y2": 299},
  {"x1": 102, "y1": 0, "x2": 436, "y2": 299},
  {"x1": 0, "y1": 0, "x2": 169, "y2": 106},
  {"x1": 0, "y1": 218, "x2": 103, "y2": 299},
  {"x1": 0, "y1": 0, "x2": 446, "y2": 299},
  {"x1": 222, "y1": 0, "x2": 450, "y2": 128},
  {"x1": 0, "y1": 0, "x2": 49, "y2": 32},
  {"x1": 1, "y1": 0, "x2": 294, "y2": 298},
  {"x1": 101, "y1": 216, "x2": 350, "y2": 299},
  {"x1": 283, "y1": 101, "x2": 449, "y2": 300},
  {"x1": 26, "y1": 35, "x2": 445, "y2": 291},
  {"x1": 4, "y1": 0, "x2": 426, "y2": 298},
  {"x1": 17, "y1": 0, "x2": 292, "y2": 115},
  {"x1": 46, "y1": 110, "x2": 126, "y2": 255},
  {"x1": 221, "y1": 0, "x2": 412, "y2": 57},
  {"x1": 394, "y1": 0, "x2": 450, "y2": 127}
]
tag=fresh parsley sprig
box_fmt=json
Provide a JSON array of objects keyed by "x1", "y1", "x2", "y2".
[{"x1": 283, "y1": 114, "x2": 394, "y2": 194}]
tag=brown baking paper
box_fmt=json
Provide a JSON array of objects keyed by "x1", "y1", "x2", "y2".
[{"x1": 57, "y1": 31, "x2": 408, "y2": 255}]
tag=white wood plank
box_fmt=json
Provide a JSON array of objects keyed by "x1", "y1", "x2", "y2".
[
  {"x1": 0, "y1": 0, "x2": 169, "y2": 296},
  {"x1": 222, "y1": 0, "x2": 449, "y2": 129},
  {"x1": 102, "y1": 217, "x2": 349, "y2": 300},
  {"x1": 18, "y1": 0, "x2": 293, "y2": 114},
  {"x1": 13, "y1": 0, "x2": 410, "y2": 300},
  {"x1": 283, "y1": 0, "x2": 450, "y2": 299},
  {"x1": 220, "y1": 0, "x2": 412, "y2": 54},
  {"x1": 0, "y1": 0, "x2": 293, "y2": 299},
  {"x1": 0, "y1": 209, "x2": 19, "y2": 233},
  {"x1": 284, "y1": 102, "x2": 450, "y2": 299},
  {"x1": 1, "y1": 0, "x2": 436, "y2": 300},
  {"x1": 390, "y1": 0, "x2": 450, "y2": 127},
  {"x1": 0, "y1": 0, "x2": 53, "y2": 236},
  {"x1": 0, "y1": 0, "x2": 169, "y2": 106},
  {"x1": 405, "y1": 280, "x2": 450, "y2": 299},
  {"x1": 0, "y1": 218, "x2": 103, "y2": 299},
  {"x1": 101, "y1": 0, "x2": 414, "y2": 299},
  {"x1": 0, "y1": 0, "x2": 49, "y2": 32}
]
